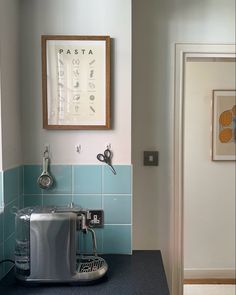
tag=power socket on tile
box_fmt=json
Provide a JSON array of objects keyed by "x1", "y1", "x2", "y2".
[{"x1": 86, "y1": 210, "x2": 104, "y2": 228}]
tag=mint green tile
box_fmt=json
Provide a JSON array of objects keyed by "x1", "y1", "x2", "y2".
[
  {"x1": 45, "y1": 165, "x2": 72, "y2": 194},
  {"x1": 104, "y1": 195, "x2": 131, "y2": 224},
  {"x1": 103, "y1": 225, "x2": 131, "y2": 254},
  {"x1": 19, "y1": 194, "x2": 24, "y2": 209},
  {"x1": 77, "y1": 229, "x2": 103, "y2": 255},
  {"x1": 0, "y1": 172, "x2": 3, "y2": 207},
  {"x1": 0, "y1": 243, "x2": 4, "y2": 280},
  {"x1": 73, "y1": 165, "x2": 102, "y2": 194},
  {"x1": 4, "y1": 199, "x2": 18, "y2": 240},
  {"x1": 43, "y1": 195, "x2": 72, "y2": 206},
  {"x1": 0, "y1": 211, "x2": 3, "y2": 244},
  {"x1": 103, "y1": 165, "x2": 131, "y2": 194},
  {"x1": 24, "y1": 165, "x2": 42, "y2": 194},
  {"x1": 4, "y1": 233, "x2": 15, "y2": 274},
  {"x1": 4, "y1": 167, "x2": 19, "y2": 205},
  {"x1": 73, "y1": 195, "x2": 102, "y2": 209},
  {"x1": 24, "y1": 195, "x2": 42, "y2": 207},
  {"x1": 19, "y1": 166, "x2": 23, "y2": 195}
]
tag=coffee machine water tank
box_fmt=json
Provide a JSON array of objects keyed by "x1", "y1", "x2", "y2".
[{"x1": 15, "y1": 207, "x2": 31, "y2": 276}]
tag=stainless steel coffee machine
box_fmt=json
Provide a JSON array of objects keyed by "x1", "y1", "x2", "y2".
[{"x1": 14, "y1": 205, "x2": 108, "y2": 283}]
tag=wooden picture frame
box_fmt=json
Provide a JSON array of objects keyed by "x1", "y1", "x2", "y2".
[
  {"x1": 41, "y1": 35, "x2": 110, "y2": 129},
  {"x1": 212, "y1": 89, "x2": 236, "y2": 161}
]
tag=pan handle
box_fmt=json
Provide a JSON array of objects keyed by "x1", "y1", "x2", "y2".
[{"x1": 42, "y1": 157, "x2": 49, "y2": 174}]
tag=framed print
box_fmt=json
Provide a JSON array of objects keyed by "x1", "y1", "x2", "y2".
[
  {"x1": 41, "y1": 35, "x2": 110, "y2": 129},
  {"x1": 212, "y1": 90, "x2": 236, "y2": 161}
]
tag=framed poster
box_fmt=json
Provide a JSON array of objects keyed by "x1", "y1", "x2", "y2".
[
  {"x1": 212, "y1": 89, "x2": 236, "y2": 161},
  {"x1": 41, "y1": 35, "x2": 110, "y2": 129}
]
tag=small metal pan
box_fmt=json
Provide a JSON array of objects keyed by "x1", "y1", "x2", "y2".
[{"x1": 37, "y1": 156, "x2": 54, "y2": 189}]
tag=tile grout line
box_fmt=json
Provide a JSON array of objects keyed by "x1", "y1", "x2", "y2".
[
  {"x1": 71, "y1": 165, "x2": 74, "y2": 203},
  {"x1": 104, "y1": 224, "x2": 132, "y2": 226},
  {"x1": 22, "y1": 165, "x2": 25, "y2": 208},
  {"x1": 17, "y1": 167, "x2": 19, "y2": 209},
  {"x1": 24, "y1": 164, "x2": 129, "y2": 166},
  {"x1": 101, "y1": 166, "x2": 104, "y2": 209},
  {"x1": 42, "y1": 164, "x2": 44, "y2": 206},
  {"x1": 0, "y1": 169, "x2": 2, "y2": 198},
  {"x1": 23, "y1": 193, "x2": 132, "y2": 196},
  {"x1": 101, "y1": 166, "x2": 104, "y2": 253}
]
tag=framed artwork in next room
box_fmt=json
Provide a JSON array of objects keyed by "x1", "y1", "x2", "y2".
[
  {"x1": 41, "y1": 35, "x2": 111, "y2": 130},
  {"x1": 212, "y1": 89, "x2": 236, "y2": 161}
]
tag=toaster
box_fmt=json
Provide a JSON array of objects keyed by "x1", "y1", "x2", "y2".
[{"x1": 14, "y1": 205, "x2": 108, "y2": 283}]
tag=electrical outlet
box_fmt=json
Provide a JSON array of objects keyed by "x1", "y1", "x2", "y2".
[{"x1": 86, "y1": 210, "x2": 104, "y2": 228}]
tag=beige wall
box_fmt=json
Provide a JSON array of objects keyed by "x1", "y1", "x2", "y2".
[
  {"x1": 132, "y1": 0, "x2": 235, "y2": 286},
  {"x1": 20, "y1": 0, "x2": 131, "y2": 165},
  {"x1": 0, "y1": 0, "x2": 22, "y2": 170},
  {"x1": 184, "y1": 60, "x2": 235, "y2": 278},
  {"x1": 0, "y1": 0, "x2": 235, "y2": 289}
]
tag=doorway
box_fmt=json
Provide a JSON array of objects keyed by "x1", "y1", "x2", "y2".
[
  {"x1": 172, "y1": 44, "x2": 236, "y2": 295},
  {"x1": 183, "y1": 57, "x2": 235, "y2": 294}
]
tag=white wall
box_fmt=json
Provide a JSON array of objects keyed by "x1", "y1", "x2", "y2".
[
  {"x1": 132, "y1": 0, "x2": 235, "y2": 286},
  {"x1": 0, "y1": 0, "x2": 22, "y2": 170},
  {"x1": 20, "y1": 0, "x2": 131, "y2": 164},
  {"x1": 184, "y1": 60, "x2": 235, "y2": 278},
  {"x1": 0, "y1": 0, "x2": 235, "y2": 289}
]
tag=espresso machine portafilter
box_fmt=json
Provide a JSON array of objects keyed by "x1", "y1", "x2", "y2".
[{"x1": 14, "y1": 205, "x2": 108, "y2": 283}]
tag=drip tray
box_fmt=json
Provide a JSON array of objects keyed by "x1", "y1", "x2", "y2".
[
  {"x1": 76, "y1": 256, "x2": 108, "y2": 282},
  {"x1": 77, "y1": 256, "x2": 106, "y2": 273}
]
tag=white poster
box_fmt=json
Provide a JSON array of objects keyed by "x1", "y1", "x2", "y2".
[{"x1": 42, "y1": 36, "x2": 110, "y2": 129}]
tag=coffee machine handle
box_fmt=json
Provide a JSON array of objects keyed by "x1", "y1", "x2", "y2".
[{"x1": 87, "y1": 228, "x2": 97, "y2": 256}]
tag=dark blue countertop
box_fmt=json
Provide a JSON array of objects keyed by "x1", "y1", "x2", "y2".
[{"x1": 0, "y1": 251, "x2": 170, "y2": 295}]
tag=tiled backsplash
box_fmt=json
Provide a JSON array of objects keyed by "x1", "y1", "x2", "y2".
[
  {"x1": 0, "y1": 164, "x2": 132, "y2": 280},
  {"x1": 0, "y1": 167, "x2": 23, "y2": 280}
]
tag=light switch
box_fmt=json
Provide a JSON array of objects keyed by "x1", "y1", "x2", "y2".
[
  {"x1": 143, "y1": 151, "x2": 159, "y2": 166},
  {"x1": 149, "y1": 155, "x2": 154, "y2": 162}
]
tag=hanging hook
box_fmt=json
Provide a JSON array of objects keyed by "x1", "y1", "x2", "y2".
[
  {"x1": 44, "y1": 146, "x2": 49, "y2": 158},
  {"x1": 76, "y1": 145, "x2": 82, "y2": 153}
]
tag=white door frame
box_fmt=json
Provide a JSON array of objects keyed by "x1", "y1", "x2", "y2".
[{"x1": 172, "y1": 43, "x2": 235, "y2": 295}]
